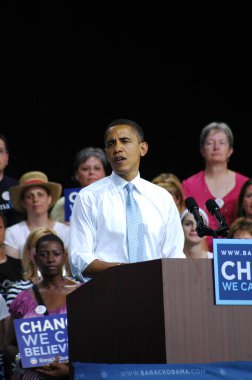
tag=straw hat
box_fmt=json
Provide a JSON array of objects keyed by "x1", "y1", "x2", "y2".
[{"x1": 9, "y1": 171, "x2": 62, "y2": 213}]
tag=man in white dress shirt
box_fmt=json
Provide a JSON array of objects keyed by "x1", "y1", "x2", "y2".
[{"x1": 69, "y1": 119, "x2": 185, "y2": 282}]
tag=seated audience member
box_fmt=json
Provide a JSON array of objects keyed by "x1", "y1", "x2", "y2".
[
  {"x1": 4, "y1": 234, "x2": 81, "y2": 380},
  {"x1": 181, "y1": 208, "x2": 213, "y2": 258},
  {"x1": 236, "y1": 178, "x2": 252, "y2": 219},
  {"x1": 0, "y1": 294, "x2": 10, "y2": 380},
  {"x1": 152, "y1": 172, "x2": 185, "y2": 213},
  {"x1": 50, "y1": 147, "x2": 109, "y2": 223},
  {"x1": 4, "y1": 171, "x2": 70, "y2": 259},
  {"x1": 0, "y1": 212, "x2": 23, "y2": 301},
  {"x1": 0, "y1": 134, "x2": 24, "y2": 227},
  {"x1": 227, "y1": 217, "x2": 252, "y2": 239},
  {"x1": 182, "y1": 121, "x2": 248, "y2": 251},
  {"x1": 6, "y1": 226, "x2": 77, "y2": 307}
]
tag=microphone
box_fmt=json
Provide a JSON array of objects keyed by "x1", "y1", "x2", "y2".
[
  {"x1": 205, "y1": 199, "x2": 229, "y2": 237},
  {"x1": 185, "y1": 197, "x2": 216, "y2": 237},
  {"x1": 205, "y1": 199, "x2": 227, "y2": 227},
  {"x1": 185, "y1": 197, "x2": 205, "y2": 228}
]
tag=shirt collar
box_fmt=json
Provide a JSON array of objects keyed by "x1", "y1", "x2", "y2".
[{"x1": 111, "y1": 171, "x2": 141, "y2": 193}]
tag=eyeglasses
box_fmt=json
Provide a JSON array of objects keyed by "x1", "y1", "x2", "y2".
[{"x1": 0, "y1": 148, "x2": 8, "y2": 154}]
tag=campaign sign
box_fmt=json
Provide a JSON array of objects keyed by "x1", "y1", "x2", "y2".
[
  {"x1": 64, "y1": 187, "x2": 81, "y2": 222},
  {"x1": 14, "y1": 313, "x2": 68, "y2": 368},
  {"x1": 213, "y1": 238, "x2": 252, "y2": 305}
]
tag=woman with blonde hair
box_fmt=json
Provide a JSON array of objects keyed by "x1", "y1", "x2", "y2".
[
  {"x1": 22, "y1": 226, "x2": 57, "y2": 281},
  {"x1": 152, "y1": 172, "x2": 185, "y2": 213},
  {"x1": 6, "y1": 226, "x2": 77, "y2": 307}
]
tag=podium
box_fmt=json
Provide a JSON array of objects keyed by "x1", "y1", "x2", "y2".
[{"x1": 67, "y1": 258, "x2": 252, "y2": 364}]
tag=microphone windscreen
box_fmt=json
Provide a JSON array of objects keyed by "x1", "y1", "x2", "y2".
[
  {"x1": 206, "y1": 199, "x2": 219, "y2": 213},
  {"x1": 185, "y1": 197, "x2": 199, "y2": 211}
]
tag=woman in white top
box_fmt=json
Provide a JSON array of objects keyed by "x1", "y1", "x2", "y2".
[
  {"x1": 181, "y1": 208, "x2": 213, "y2": 259},
  {"x1": 4, "y1": 171, "x2": 69, "y2": 259}
]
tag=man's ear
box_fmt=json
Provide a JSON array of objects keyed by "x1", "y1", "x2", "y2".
[{"x1": 140, "y1": 142, "x2": 148, "y2": 157}]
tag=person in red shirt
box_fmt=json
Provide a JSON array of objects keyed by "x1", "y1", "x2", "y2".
[{"x1": 182, "y1": 121, "x2": 248, "y2": 251}]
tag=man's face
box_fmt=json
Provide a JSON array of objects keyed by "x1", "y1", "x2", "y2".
[{"x1": 105, "y1": 124, "x2": 148, "y2": 181}]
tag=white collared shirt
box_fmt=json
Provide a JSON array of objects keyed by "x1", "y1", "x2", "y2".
[{"x1": 69, "y1": 171, "x2": 185, "y2": 282}]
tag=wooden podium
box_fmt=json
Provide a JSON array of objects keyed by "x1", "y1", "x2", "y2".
[{"x1": 67, "y1": 258, "x2": 252, "y2": 364}]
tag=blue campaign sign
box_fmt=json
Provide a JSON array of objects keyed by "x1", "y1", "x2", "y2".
[
  {"x1": 64, "y1": 187, "x2": 81, "y2": 222},
  {"x1": 213, "y1": 238, "x2": 252, "y2": 305},
  {"x1": 14, "y1": 313, "x2": 68, "y2": 368}
]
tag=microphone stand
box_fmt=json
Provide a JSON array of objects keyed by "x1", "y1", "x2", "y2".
[
  {"x1": 196, "y1": 223, "x2": 229, "y2": 238},
  {"x1": 196, "y1": 223, "x2": 217, "y2": 238},
  {"x1": 215, "y1": 225, "x2": 229, "y2": 237}
]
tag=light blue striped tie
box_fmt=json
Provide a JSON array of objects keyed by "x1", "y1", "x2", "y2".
[{"x1": 125, "y1": 183, "x2": 147, "y2": 263}]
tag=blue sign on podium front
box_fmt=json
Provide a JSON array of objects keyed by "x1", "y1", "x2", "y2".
[{"x1": 213, "y1": 238, "x2": 252, "y2": 305}]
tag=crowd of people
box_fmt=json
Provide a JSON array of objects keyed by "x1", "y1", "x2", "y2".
[{"x1": 0, "y1": 118, "x2": 251, "y2": 379}]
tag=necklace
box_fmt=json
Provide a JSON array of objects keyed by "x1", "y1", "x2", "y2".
[
  {"x1": 215, "y1": 198, "x2": 224, "y2": 208},
  {"x1": 205, "y1": 171, "x2": 232, "y2": 208}
]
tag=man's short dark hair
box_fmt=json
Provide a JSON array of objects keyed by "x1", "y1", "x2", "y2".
[{"x1": 104, "y1": 119, "x2": 145, "y2": 143}]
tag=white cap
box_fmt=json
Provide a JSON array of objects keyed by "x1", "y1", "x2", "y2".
[{"x1": 180, "y1": 208, "x2": 209, "y2": 226}]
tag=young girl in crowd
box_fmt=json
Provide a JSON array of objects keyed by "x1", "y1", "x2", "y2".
[
  {"x1": 6, "y1": 226, "x2": 77, "y2": 307},
  {"x1": 181, "y1": 208, "x2": 213, "y2": 258},
  {"x1": 4, "y1": 234, "x2": 81, "y2": 379}
]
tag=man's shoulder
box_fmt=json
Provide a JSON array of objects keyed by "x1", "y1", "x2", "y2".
[
  {"x1": 141, "y1": 178, "x2": 164, "y2": 191},
  {"x1": 140, "y1": 178, "x2": 173, "y2": 199},
  {"x1": 79, "y1": 176, "x2": 111, "y2": 196}
]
